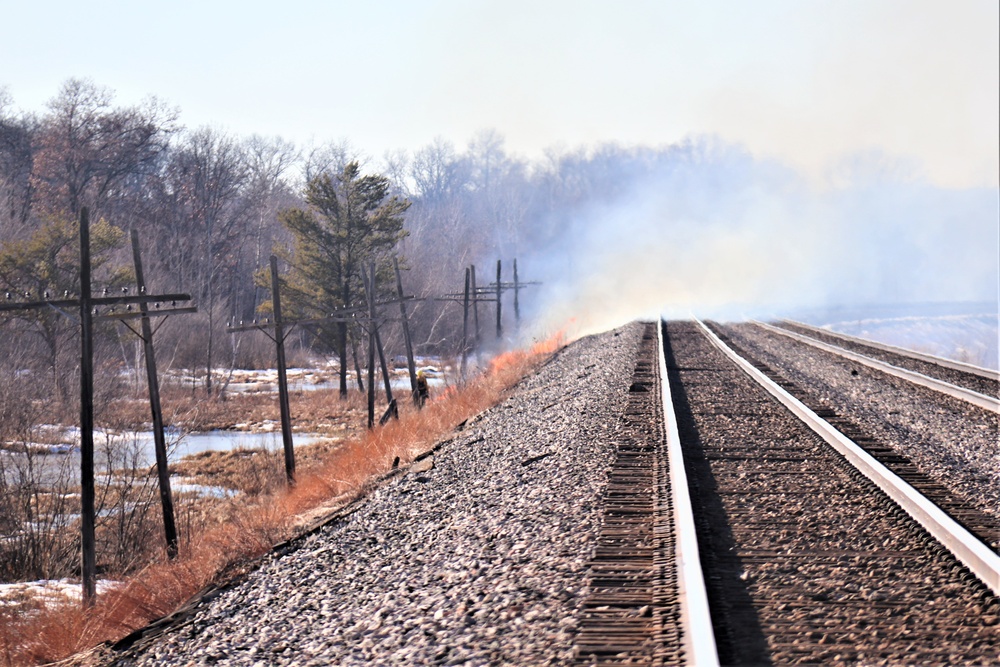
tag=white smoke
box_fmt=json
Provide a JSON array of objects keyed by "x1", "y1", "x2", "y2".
[{"x1": 517, "y1": 138, "x2": 999, "y2": 343}]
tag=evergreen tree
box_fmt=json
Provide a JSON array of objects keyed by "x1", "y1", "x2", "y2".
[{"x1": 273, "y1": 162, "x2": 409, "y2": 396}]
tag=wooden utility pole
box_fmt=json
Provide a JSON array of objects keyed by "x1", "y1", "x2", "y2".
[
  {"x1": 470, "y1": 265, "x2": 481, "y2": 350},
  {"x1": 269, "y1": 255, "x2": 296, "y2": 485},
  {"x1": 362, "y1": 264, "x2": 394, "y2": 406},
  {"x1": 79, "y1": 208, "x2": 97, "y2": 607},
  {"x1": 229, "y1": 268, "x2": 417, "y2": 432},
  {"x1": 394, "y1": 257, "x2": 419, "y2": 404},
  {"x1": 130, "y1": 230, "x2": 178, "y2": 559},
  {"x1": 513, "y1": 259, "x2": 520, "y2": 324},
  {"x1": 351, "y1": 335, "x2": 365, "y2": 393},
  {"x1": 0, "y1": 209, "x2": 193, "y2": 607},
  {"x1": 366, "y1": 266, "x2": 376, "y2": 429},
  {"x1": 487, "y1": 258, "x2": 539, "y2": 330},
  {"x1": 225, "y1": 256, "x2": 298, "y2": 485},
  {"x1": 495, "y1": 259, "x2": 503, "y2": 340},
  {"x1": 461, "y1": 267, "x2": 470, "y2": 380}
]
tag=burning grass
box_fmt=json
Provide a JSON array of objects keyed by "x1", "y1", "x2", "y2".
[{"x1": 0, "y1": 333, "x2": 564, "y2": 666}]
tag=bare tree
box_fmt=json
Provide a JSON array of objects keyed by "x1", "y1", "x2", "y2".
[
  {"x1": 31, "y1": 78, "x2": 176, "y2": 218},
  {"x1": 239, "y1": 135, "x2": 299, "y2": 320},
  {"x1": 0, "y1": 89, "x2": 36, "y2": 234},
  {"x1": 160, "y1": 127, "x2": 250, "y2": 394}
]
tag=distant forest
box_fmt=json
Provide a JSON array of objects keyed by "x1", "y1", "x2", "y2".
[{"x1": 0, "y1": 78, "x2": 745, "y2": 407}]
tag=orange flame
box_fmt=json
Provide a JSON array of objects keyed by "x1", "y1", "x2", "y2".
[{"x1": 488, "y1": 329, "x2": 566, "y2": 376}]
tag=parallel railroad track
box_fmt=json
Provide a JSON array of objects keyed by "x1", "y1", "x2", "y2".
[
  {"x1": 707, "y1": 321, "x2": 1000, "y2": 556},
  {"x1": 775, "y1": 319, "x2": 1000, "y2": 399}
]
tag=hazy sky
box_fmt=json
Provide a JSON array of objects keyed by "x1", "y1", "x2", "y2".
[{"x1": 1, "y1": 0, "x2": 997, "y2": 189}]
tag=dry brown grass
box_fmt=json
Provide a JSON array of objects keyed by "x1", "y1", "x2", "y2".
[
  {"x1": 0, "y1": 334, "x2": 564, "y2": 666},
  {"x1": 100, "y1": 380, "x2": 373, "y2": 438}
]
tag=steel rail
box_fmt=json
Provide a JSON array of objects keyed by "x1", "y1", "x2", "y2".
[
  {"x1": 695, "y1": 318, "x2": 1000, "y2": 596},
  {"x1": 753, "y1": 320, "x2": 1000, "y2": 414},
  {"x1": 658, "y1": 320, "x2": 720, "y2": 666},
  {"x1": 779, "y1": 318, "x2": 999, "y2": 381}
]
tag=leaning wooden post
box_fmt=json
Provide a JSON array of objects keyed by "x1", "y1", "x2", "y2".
[
  {"x1": 269, "y1": 255, "x2": 295, "y2": 485},
  {"x1": 131, "y1": 230, "x2": 178, "y2": 559},
  {"x1": 79, "y1": 207, "x2": 97, "y2": 608},
  {"x1": 393, "y1": 257, "x2": 419, "y2": 405},
  {"x1": 495, "y1": 259, "x2": 503, "y2": 340},
  {"x1": 461, "y1": 267, "x2": 470, "y2": 380},
  {"x1": 350, "y1": 332, "x2": 365, "y2": 394},
  {"x1": 470, "y1": 264, "x2": 481, "y2": 351},
  {"x1": 364, "y1": 263, "x2": 394, "y2": 406}
]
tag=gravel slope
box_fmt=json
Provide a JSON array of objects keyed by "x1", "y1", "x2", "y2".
[{"x1": 108, "y1": 323, "x2": 643, "y2": 666}]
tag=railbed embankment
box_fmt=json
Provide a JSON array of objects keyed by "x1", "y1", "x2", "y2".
[{"x1": 106, "y1": 323, "x2": 644, "y2": 666}]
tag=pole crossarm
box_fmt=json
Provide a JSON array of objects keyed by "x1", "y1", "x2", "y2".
[
  {"x1": 226, "y1": 296, "x2": 420, "y2": 334},
  {"x1": 95, "y1": 306, "x2": 198, "y2": 322},
  {"x1": 489, "y1": 281, "x2": 542, "y2": 288},
  {"x1": 0, "y1": 292, "x2": 193, "y2": 313},
  {"x1": 435, "y1": 295, "x2": 498, "y2": 303}
]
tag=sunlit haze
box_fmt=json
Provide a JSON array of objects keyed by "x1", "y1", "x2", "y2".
[
  {"x1": 2, "y1": 0, "x2": 997, "y2": 360},
  {"x1": 1, "y1": 0, "x2": 997, "y2": 189}
]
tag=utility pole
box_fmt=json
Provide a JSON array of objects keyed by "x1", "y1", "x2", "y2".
[
  {"x1": 488, "y1": 257, "x2": 539, "y2": 331},
  {"x1": 1, "y1": 208, "x2": 195, "y2": 607},
  {"x1": 270, "y1": 255, "x2": 295, "y2": 485},
  {"x1": 471, "y1": 265, "x2": 481, "y2": 350},
  {"x1": 513, "y1": 259, "x2": 520, "y2": 324},
  {"x1": 229, "y1": 266, "x2": 417, "y2": 433},
  {"x1": 79, "y1": 208, "x2": 96, "y2": 607},
  {"x1": 394, "y1": 257, "x2": 419, "y2": 405},
  {"x1": 130, "y1": 230, "x2": 178, "y2": 559},
  {"x1": 366, "y1": 266, "x2": 376, "y2": 429},
  {"x1": 495, "y1": 259, "x2": 503, "y2": 340},
  {"x1": 461, "y1": 268, "x2": 470, "y2": 380}
]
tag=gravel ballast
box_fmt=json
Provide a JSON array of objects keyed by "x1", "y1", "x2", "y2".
[{"x1": 108, "y1": 323, "x2": 644, "y2": 666}]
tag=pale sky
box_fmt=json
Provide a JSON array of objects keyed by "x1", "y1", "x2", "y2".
[{"x1": 1, "y1": 0, "x2": 997, "y2": 188}]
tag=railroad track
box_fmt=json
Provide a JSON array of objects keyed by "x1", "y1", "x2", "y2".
[
  {"x1": 668, "y1": 319, "x2": 998, "y2": 664},
  {"x1": 578, "y1": 319, "x2": 999, "y2": 665},
  {"x1": 98, "y1": 318, "x2": 997, "y2": 666},
  {"x1": 776, "y1": 319, "x2": 1000, "y2": 395},
  {"x1": 574, "y1": 323, "x2": 714, "y2": 666},
  {"x1": 754, "y1": 320, "x2": 1000, "y2": 414}
]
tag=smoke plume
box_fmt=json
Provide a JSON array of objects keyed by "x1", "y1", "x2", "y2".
[{"x1": 517, "y1": 138, "x2": 998, "y2": 345}]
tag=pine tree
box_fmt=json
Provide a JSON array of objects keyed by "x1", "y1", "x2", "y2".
[{"x1": 271, "y1": 162, "x2": 409, "y2": 396}]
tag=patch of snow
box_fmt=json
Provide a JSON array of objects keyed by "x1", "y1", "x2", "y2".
[{"x1": 0, "y1": 578, "x2": 121, "y2": 608}]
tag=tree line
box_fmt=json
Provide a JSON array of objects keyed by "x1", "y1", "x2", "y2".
[{"x1": 1, "y1": 77, "x2": 742, "y2": 410}]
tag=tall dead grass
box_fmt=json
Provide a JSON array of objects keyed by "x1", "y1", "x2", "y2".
[{"x1": 1, "y1": 334, "x2": 563, "y2": 666}]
